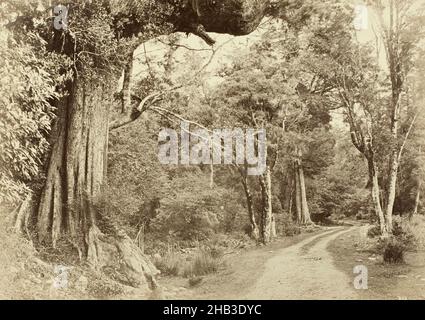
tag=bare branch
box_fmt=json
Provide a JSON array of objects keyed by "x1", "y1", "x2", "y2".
[
  {"x1": 398, "y1": 112, "x2": 419, "y2": 161},
  {"x1": 109, "y1": 92, "x2": 163, "y2": 131}
]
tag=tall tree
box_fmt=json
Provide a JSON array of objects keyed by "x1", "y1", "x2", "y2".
[
  {"x1": 330, "y1": 43, "x2": 389, "y2": 234},
  {"x1": 368, "y1": 0, "x2": 425, "y2": 232},
  {"x1": 5, "y1": 0, "x2": 270, "y2": 288}
]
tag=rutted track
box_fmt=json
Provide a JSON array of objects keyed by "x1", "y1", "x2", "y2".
[{"x1": 244, "y1": 227, "x2": 359, "y2": 300}]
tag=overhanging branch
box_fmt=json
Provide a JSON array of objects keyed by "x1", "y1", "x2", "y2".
[{"x1": 109, "y1": 92, "x2": 163, "y2": 131}]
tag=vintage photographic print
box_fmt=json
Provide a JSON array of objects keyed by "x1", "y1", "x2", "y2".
[{"x1": 0, "y1": 0, "x2": 425, "y2": 303}]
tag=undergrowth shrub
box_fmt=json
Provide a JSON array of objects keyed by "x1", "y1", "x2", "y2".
[
  {"x1": 367, "y1": 224, "x2": 381, "y2": 238},
  {"x1": 380, "y1": 237, "x2": 405, "y2": 264},
  {"x1": 409, "y1": 215, "x2": 425, "y2": 248},
  {"x1": 152, "y1": 249, "x2": 181, "y2": 276},
  {"x1": 378, "y1": 217, "x2": 417, "y2": 264},
  {"x1": 188, "y1": 276, "x2": 203, "y2": 287},
  {"x1": 152, "y1": 246, "x2": 223, "y2": 278},
  {"x1": 182, "y1": 249, "x2": 221, "y2": 278},
  {"x1": 278, "y1": 212, "x2": 301, "y2": 236}
]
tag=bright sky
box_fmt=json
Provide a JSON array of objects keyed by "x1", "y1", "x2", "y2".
[
  {"x1": 132, "y1": 29, "x2": 264, "y2": 87},
  {"x1": 132, "y1": 1, "x2": 389, "y2": 85},
  {"x1": 129, "y1": 1, "x2": 384, "y2": 131},
  {"x1": 129, "y1": 1, "x2": 425, "y2": 131},
  {"x1": 353, "y1": 1, "x2": 388, "y2": 68}
]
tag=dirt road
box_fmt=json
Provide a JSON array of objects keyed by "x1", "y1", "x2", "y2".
[{"x1": 244, "y1": 227, "x2": 359, "y2": 300}]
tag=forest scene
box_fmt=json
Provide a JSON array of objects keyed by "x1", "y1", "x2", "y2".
[{"x1": 1, "y1": 0, "x2": 425, "y2": 300}]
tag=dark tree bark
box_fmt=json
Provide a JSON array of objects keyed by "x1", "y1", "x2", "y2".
[
  {"x1": 37, "y1": 80, "x2": 110, "y2": 249},
  {"x1": 34, "y1": 77, "x2": 159, "y2": 288}
]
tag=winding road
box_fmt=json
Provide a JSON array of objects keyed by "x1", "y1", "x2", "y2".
[{"x1": 244, "y1": 227, "x2": 359, "y2": 300}]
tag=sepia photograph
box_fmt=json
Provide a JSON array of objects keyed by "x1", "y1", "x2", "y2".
[{"x1": 0, "y1": 0, "x2": 425, "y2": 305}]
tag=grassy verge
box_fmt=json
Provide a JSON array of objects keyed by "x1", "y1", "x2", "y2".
[
  {"x1": 328, "y1": 225, "x2": 425, "y2": 300},
  {"x1": 152, "y1": 247, "x2": 222, "y2": 279},
  {"x1": 156, "y1": 227, "x2": 324, "y2": 300}
]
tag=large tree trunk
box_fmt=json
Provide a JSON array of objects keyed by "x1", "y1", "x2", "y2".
[
  {"x1": 36, "y1": 79, "x2": 110, "y2": 251},
  {"x1": 259, "y1": 166, "x2": 274, "y2": 244},
  {"x1": 35, "y1": 77, "x2": 158, "y2": 289}
]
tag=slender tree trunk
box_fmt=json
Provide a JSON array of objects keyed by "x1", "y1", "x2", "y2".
[
  {"x1": 294, "y1": 163, "x2": 302, "y2": 223},
  {"x1": 385, "y1": 0, "x2": 402, "y2": 234},
  {"x1": 271, "y1": 215, "x2": 276, "y2": 238},
  {"x1": 13, "y1": 192, "x2": 34, "y2": 237},
  {"x1": 367, "y1": 156, "x2": 388, "y2": 236},
  {"x1": 259, "y1": 166, "x2": 273, "y2": 244},
  {"x1": 412, "y1": 181, "x2": 421, "y2": 217},
  {"x1": 136, "y1": 223, "x2": 145, "y2": 253},
  {"x1": 245, "y1": 186, "x2": 259, "y2": 240},
  {"x1": 385, "y1": 110, "x2": 418, "y2": 228},
  {"x1": 412, "y1": 145, "x2": 422, "y2": 218},
  {"x1": 293, "y1": 148, "x2": 311, "y2": 225},
  {"x1": 239, "y1": 170, "x2": 259, "y2": 240},
  {"x1": 288, "y1": 185, "x2": 294, "y2": 220},
  {"x1": 282, "y1": 171, "x2": 294, "y2": 217},
  {"x1": 210, "y1": 146, "x2": 214, "y2": 189},
  {"x1": 298, "y1": 163, "x2": 312, "y2": 224},
  {"x1": 385, "y1": 153, "x2": 399, "y2": 232},
  {"x1": 35, "y1": 77, "x2": 158, "y2": 288},
  {"x1": 121, "y1": 57, "x2": 133, "y2": 113},
  {"x1": 269, "y1": 170, "x2": 276, "y2": 238}
]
